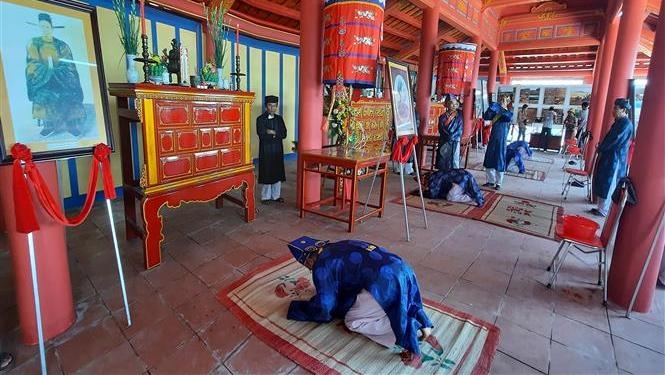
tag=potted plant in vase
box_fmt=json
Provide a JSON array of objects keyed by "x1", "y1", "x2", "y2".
[
  {"x1": 207, "y1": 2, "x2": 229, "y2": 89},
  {"x1": 201, "y1": 62, "x2": 217, "y2": 88},
  {"x1": 149, "y1": 54, "x2": 167, "y2": 84},
  {"x1": 112, "y1": 0, "x2": 140, "y2": 83}
]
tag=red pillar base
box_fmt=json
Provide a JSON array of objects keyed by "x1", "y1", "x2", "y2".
[{"x1": 0, "y1": 161, "x2": 75, "y2": 345}]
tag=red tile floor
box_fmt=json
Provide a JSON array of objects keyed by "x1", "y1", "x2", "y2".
[{"x1": 0, "y1": 149, "x2": 663, "y2": 374}]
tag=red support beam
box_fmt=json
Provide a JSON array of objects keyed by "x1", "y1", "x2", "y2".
[{"x1": 239, "y1": 0, "x2": 300, "y2": 20}]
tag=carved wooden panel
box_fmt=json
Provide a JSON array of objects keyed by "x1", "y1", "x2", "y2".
[
  {"x1": 156, "y1": 101, "x2": 189, "y2": 126},
  {"x1": 192, "y1": 105, "x2": 218, "y2": 125},
  {"x1": 160, "y1": 155, "x2": 193, "y2": 180}
]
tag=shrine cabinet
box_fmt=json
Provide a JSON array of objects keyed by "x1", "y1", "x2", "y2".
[{"x1": 108, "y1": 84, "x2": 256, "y2": 269}]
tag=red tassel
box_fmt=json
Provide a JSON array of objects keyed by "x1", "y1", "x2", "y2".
[
  {"x1": 10, "y1": 144, "x2": 39, "y2": 233},
  {"x1": 94, "y1": 144, "x2": 116, "y2": 199},
  {"x1": 391, "y1": 136, "x2": 419, "y2": 164}
]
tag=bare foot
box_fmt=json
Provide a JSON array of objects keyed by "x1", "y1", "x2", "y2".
[{"x1": 424, "y1": 334, "x2": 443, "y2": 352}]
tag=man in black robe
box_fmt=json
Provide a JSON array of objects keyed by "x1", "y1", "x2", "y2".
[{"x1": 257, "y1": 95, "x2": 287, "y2": 203}]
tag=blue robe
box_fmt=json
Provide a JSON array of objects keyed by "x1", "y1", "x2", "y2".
[
  {"x1": 436, "y1": 110, "x2": 463, "y2": 171},
  {"x1": 482, "y1": 102, "x2": 513, "y2": 171},
  {"x1": 506, "y1": 141, "x2": 533, "y2": 174},
  {"x1": 593, "y1": 116, "x2": 633, "y2": 199},
  {"x1": 426, "y1": 169, "x2": 485, "y2": 206},
  {"x1": 287, "y1": 240, "x2": 432, "y2": 356}
]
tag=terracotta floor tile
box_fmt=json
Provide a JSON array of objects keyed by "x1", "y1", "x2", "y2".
[
  {"x1": 193, "y1": 255, "x2": 242, "y2": 287},
  {"x1": 551, "y1": 314, "x2": 614, "y2": 362},
  {"x1": 608, "y1": 309, "x2": 665, "y2": 354},
  {"x1": 461, "y1": 262, "x2": 513, "y2": 295},
  {"x1": 157, "y1": 272, "x2": 208, "y2": 308},
  {"x1": 447, "y1": 280, "x2": 504, "y2": 314},
  {"x1": 495, "y1": 317, "x2": 551, "y2": 373},
  {"x1": 411, "y1": 264, "x2": 459, "y2": 298},
  {"x1": 489, "y1": 350, "x2": 542, "y2": 375},
  {"x1": 553, "y1": 297, "x2": 610, "y2": 333},
  {"x1": 142, "y1": 257, "x2": 189, "y2": 289},
  {"x1": 130, "y1": 314, "x2": 194, "y2": 369},
  {"x1": 75, "y1": 341, "x2": 147, "y2": 374},
  {"x1": 201, "y1": 310, "x2": 251, "y2": 361},
  {"x1": 224, "y1": 335, "x2": 296, "y2": 375},
  {"x1": 613, "y1": 335, "x2": 665, "y2": 374},
  {"x1": 151, "y1": 336, "x2": 217, "y2": 375},
  {"x1": 99, "y1": 274, "x2": 156, "y2": 313},
  {"x1": 442, "y1": 298, "x2": 498, "y2": 325},
  {"x1": 498, "y1": 295, "x2": 555, "y2": 337},
  {"x1": 112, "y1": 293, "x2": 173, "y2": 339},
  {"x1": 55, "y1": 316, "x2": 126, "y2": 373},
  {"x1": 7, "y1": 346, "x2": 61, "y2": 375},
  {"x1": 549, "y1": 341, "x2": 618, "y2": 375},
  {"x1": 175, "y1": 290, "x2": 225, "y2": 333}
]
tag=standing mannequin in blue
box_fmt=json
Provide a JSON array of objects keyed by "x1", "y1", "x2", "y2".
[
  {"x1": 482, "y1": 94, "x2": 513, "y2": 190},
  {"x1": 256, "y1": 95, "x2": 287, "y2": 203},
  {"x1": 589, "y1": 98, "x2": 634, "y2": 217},
  {"x1": 436, "y1": 95, "x2": 463, "y2": 171},
  {"x1": 287, "y1": 237, "x2": 441, "y2": 368}
]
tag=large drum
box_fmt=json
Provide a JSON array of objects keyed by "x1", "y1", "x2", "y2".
[
  {"x1": 436, "y1": 42, "x2": 477, "y2": 96},
  {"x1": 322, "y1": 0, "x2": 385, "y2": 88}
]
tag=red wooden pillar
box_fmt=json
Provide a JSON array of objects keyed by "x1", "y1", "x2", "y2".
[
  {"x1": 0, "y1": 162, "x2": 75, "y2": 344},
  {"x1": 415, "y1": 4, "x2": 439, "y2": 134},
  {"x1": 463, "y1": 36, "x2": 482, "y2": 136},
  {"x1": 486, "y1": 49, "x2": 499, "y2": 103},
  {"x1": 598, "y1": 0, "x2": 648, "y2": 137},
  {"x1": 607, "y1": 0, "x2": 665, "y2": 312},
  {"x1": 297, "y1": 0, "x2": 324, "y2": 205},
  {"x1": 584, "y1": 17, "x2": 619, "y2": 170}
]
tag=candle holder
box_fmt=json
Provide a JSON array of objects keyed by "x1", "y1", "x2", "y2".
[
  {"x1": 133, "y1": 34, "x2": 156, "y2": 83},
  {"x1": 230, "y1": 55, "x2": 245, "y2": 91}
]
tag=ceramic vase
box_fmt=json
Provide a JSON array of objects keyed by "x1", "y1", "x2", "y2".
[
  {"x1": 217, "y1": 68, "x2": 225, "y2": 89},
  {"x1": 162, "y1": 70, "x2": 170, "y2": 85},
  {"x1": 126, "y1": 54, "x2": 139, "y2": 83}
]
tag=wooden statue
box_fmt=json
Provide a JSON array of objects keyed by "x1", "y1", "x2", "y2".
[{"x1": 167, "y1": 39, "x2": 181, "y2": 85}]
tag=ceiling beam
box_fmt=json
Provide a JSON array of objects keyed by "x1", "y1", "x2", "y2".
[
  {"x1": 383, "y1": 23, "x2": 418, "y2": 41},
  {"x1": 506, "y1": 51, "x2": 597, "y2": 59},
  {"x1": 238, "y1": 0, "x2": 299, "y2": 20},
  {"x1": 394, "y1": 27, "x2": 458, "y2": 59},
  {"x1": 509, "y1": 59, "x2": 597, "y2": 66},
  {"x1": 483, "y1": 0, "x2": 542, "y2": 10},
  {"x1": 385, "y1": 1, "x2": 422, "y2": 29},
  {"x1": 500, "y1": 37, "x2": 600, "y2": 51}
]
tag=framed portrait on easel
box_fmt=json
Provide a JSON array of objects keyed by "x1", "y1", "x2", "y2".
[
  {"x1": 386, "y1": 59, "x2": 417, "y2": 137},
  {"x1": 0, "y1": 0, "x2": 112, "y2": 164}
]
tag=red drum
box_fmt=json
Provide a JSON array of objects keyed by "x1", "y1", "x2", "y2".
[
  {"x1": 436, "y1": 43, "x2": 477, "y2": 96},
  {"x1": 322, "y1": 0, "x2": 385, "y2": 88}
]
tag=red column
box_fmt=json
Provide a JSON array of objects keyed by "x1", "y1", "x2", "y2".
[
  {"x1": 463, "y1": 36, "x2": 482, "y2": 136},
  {"x1": 608, "y1": 0, "x2": 665, "y2": 312},
  {"x1": 0, "y1": 162, "x2": 75, "y2": 344},
  {"x1": 486, "y1": 49, "x2": 499, "y2": 102},
  {"x1": 584, "y1": 17, "x2": 619, "y2": 170},
  {"x1": 598, "y1": 0, "x2": 648, "y2": 137},
  {"x1": 297, "y1": 0, "x2": 324, "y2": 205},
  {"x1": 415, "y1": 5, "x2": 439, "y2": 134}
]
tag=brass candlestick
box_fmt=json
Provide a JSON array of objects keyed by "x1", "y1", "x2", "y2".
[
  {"x1": 134, "y1": 34, "x2": 155, "y2": 83},
  {"x1": 229, "y1": 55, "x2": 245, "y2": 91}
]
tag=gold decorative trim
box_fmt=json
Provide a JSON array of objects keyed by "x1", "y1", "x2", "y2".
[
  {"x1": 135, "y1": 91, "x2": 255, "y2": 104},
  {"x1": 140, "y1": 164, "x2": 147, "y2": 188},
  {"x1": 134, "y1": 97, "x2": 143, "y2": 121},
  {"x1": 144, "y1": 165, "x2": 255, "y2": 194}
]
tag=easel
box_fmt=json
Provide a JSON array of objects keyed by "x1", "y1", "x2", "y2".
[{"x1": 395, "y1": 136, "x2": 428, "y2": 241}]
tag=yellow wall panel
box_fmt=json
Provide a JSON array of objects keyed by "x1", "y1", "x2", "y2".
[
  {"x1": 282, "y1": 54, "x2": 297, "y2": 154},
  {"x1": 57, "y1": 161, "x2": 71, "y2": 198},
  {"x1": 179, "y1": 29, "x2": 198, "y2": 78},
  {"x1": 249, "y1": 47, "x2": 263, "y2": 158},
  {"x1": 156, "y1": 23, "x2": 176, "y2": 54}
]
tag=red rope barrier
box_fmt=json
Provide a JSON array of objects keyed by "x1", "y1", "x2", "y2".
[
  {"x1": 10, "y1": 143, "x2": 116, "y2": 233},
  {"x1": 391, "y1": 135, "x2": 419, "y2": 164}
]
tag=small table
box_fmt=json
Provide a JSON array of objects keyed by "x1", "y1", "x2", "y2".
[{"x1": 299, "y1": 147, "x2": 390, "y2": 232}]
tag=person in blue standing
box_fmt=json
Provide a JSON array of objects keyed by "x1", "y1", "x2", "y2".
[
  {"x1": 436, "y1": 95, "x2": 463, "y2": 171},
  {"x1": 286, "y1": 236, "x2": 441, "y2": 368},
  {"x1": 482, "y1": 94, "x2": 513, "y2": 190},
  {"x1": 589, "y1": 98, "x2": 634, "y2": 217}
]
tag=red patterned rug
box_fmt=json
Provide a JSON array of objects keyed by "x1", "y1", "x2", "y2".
[
  {"x1": 468, "y1": 162, "x2": 547, "y2": 181},
  {"x1": 218, "y1": 256, "x2": 500, "y2": 375},
  {"x1": 394, "y1": 191, "x2": 562, "y2": 240}
]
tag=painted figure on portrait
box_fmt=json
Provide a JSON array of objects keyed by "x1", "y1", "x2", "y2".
[{"x1": 26, "y1": 12, "x2": 86, "y2": 137}]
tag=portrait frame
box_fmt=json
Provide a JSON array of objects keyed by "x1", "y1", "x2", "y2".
[
  {"x1": 386, "y1": 58, "x2": 416, "y2": 137},
  {"x1": 0, "y1": 0, "x2": 112, "y2": 164}
]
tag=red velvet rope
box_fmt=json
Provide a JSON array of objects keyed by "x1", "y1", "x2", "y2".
[
  {"x1": 10, "y1": 143, "x2": 116, "y2": 233},
  {"x1": 391, "y1": 136, "x2": 419, "y2": 164}
]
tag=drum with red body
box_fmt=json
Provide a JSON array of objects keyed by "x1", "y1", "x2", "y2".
[
  {"x1": 322, "y1": 0, "x2": 385, "y2": 88},
  {"x1": 436, "y1": 43, "x2": 477, "y2": 96}
]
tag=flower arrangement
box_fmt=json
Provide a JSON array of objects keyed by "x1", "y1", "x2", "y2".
[
  {"x1": 112, "y1": 0, "x2": 140, "y2": 56},
  {"x1": 327, "y1": 91, "x2": 362, "y2": 147},
  {"x1": 207, "y1": 2, "x2": 229, "y2": 70},
  {"x1": 201, "y1": 62, "x2": 218, "y2": 84}
]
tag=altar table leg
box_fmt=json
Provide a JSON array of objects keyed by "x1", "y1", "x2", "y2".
[{"x1": 142, "y1": 196, "x2": 165, "y2": 269}]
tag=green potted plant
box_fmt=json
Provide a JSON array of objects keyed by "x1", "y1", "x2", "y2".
[
  {"x1": 201, "y1": 62, "x2": 217, "y2": 87},
  {"x1": 149, "y1": 54, "x2": 167, "y2": 84},
  {"x1": 112, "y1": 0, "x2": 140, "y2": 83},
  {"x1": 207, "y1": 2, "x2": 229, "y2": 88}
]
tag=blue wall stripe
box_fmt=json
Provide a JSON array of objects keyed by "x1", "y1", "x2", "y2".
[
  {"x1": 245, "y1": 43, "x2": 250, "y2": 91},
  {"x1": 131, "y1": 123, "x2": 140, "y2": 179},
  {"x1": 67, "y1": 158, "x2": 79, "y2": 197},
  {"x1": 261, "y1": 49, "x2": 266, "y2": 107},
  {"x1": 295, "y1": 55, "x2": 300, "y2": 137}
]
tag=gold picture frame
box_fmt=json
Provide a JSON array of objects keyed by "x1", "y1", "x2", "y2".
[{"x1": 386, "y1": 59, "x2": 417, "y2": 137}]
